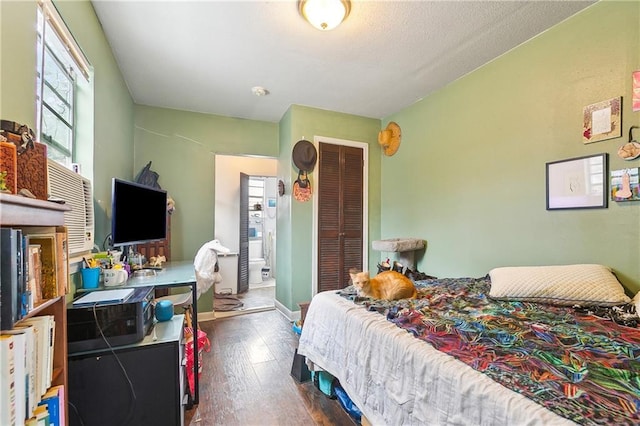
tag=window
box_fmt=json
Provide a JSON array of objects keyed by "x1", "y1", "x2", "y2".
[{"x1": 36, "y1": 0, "x2": 91, "y2": 167}]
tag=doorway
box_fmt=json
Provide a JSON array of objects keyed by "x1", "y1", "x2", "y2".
[
  {"x1": 237, "y1": 174, "x2": 277, "y2": 308},
  {"x1": 214, "y1": 155, "x2": 277, "y2": 318}
]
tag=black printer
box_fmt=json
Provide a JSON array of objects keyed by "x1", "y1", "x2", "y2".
[{"x1": 67, "y1": 286, "x2": 155, "y2": 354}]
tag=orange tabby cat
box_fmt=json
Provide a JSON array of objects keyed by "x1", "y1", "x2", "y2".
[{"x1": 349, "y1": 270, "x2": 417, "y2": 300}]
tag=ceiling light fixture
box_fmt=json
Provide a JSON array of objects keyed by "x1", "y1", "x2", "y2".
[
  {"x1": 252, "y1": 86, "x2": 269, "y2": 96},
  {"x1": 298, "y1": 0, "x2": 351, "y2": 31}
]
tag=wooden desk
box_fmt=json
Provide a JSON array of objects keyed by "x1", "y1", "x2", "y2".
[
  {"x1": 124, "y1": 260, "x2": 200, "y2": 405},
  {"x1": 76, "y1": 260, "x2": 200, "y2": 405},
  {"x1": 68, "y1": 315, "x2": 186, "y2": 426}
]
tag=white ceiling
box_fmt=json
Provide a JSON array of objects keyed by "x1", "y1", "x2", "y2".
[{"x1": 90, "y1": 0, "x2": 596, "y2": 123}]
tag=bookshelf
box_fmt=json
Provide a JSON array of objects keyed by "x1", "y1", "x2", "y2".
[{"x1": 1, "y1": 193, "x2": 71, "y2": 425}]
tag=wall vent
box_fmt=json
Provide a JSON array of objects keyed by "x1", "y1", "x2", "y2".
[{"x1": 47, "y1": 160, "x2": 94, "y2": 256}]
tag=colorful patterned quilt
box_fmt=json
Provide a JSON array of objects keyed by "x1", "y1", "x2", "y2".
[{"x1": 340, "y1": 276, "x2": 640, "y2": 425}]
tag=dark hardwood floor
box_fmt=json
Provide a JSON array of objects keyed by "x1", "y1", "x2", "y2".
[{"x1": 185, "y1": 309, "x2": 357, "y2": 425}]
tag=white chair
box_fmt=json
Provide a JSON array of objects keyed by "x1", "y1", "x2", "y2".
[
  {"x1": 156, "y1": 239, "x2": 228, "y2": 315},
  {"x1": 156, "y1": 291, "x2": 193, "y2": 311},
  {"x1": 194, "y1": 239, "x2": 228, "y2": 298}
]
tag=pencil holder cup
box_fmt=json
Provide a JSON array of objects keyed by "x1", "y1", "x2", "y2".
[{"x1": 81, "y1": 267, "x2": 101, "y2": 289}]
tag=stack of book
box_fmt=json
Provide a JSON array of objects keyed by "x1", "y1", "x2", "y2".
[
  {"x1": 0, "y1": 226, "x2": 68, "y2": 331},
  {"x1": 1, "y1": 315, "x2": 64, "y2": 425}
]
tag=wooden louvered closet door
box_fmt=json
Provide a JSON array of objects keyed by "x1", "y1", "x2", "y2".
[{"x1": 317, "y1": 142, "x2": 363, "y2": 292}]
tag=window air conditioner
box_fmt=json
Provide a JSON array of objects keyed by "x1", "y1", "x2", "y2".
[{"x1": 47, "y1": 160, "x2": 94, "y2": 256}]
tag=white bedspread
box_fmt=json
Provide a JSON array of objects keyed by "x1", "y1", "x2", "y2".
[{"x1": 298, "y1": 290, "x2": 575, "y2": 426}]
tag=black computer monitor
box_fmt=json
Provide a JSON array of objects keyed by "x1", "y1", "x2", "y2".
[{"x1": 111, "y1": 178, "x2": 167, "y2": 247}]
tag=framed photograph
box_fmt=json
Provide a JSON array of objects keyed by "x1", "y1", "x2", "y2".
[
  {"x1": 546, "y1": 153, "x2": 608, "y2": 210},
  {"x1": 611, "y1": 168, "x2": 640, "y2": 202},
  {"x1": 582, "y1": 97, "x2": 622, "y2": 144}
]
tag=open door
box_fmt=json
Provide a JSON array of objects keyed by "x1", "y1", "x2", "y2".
[{"x1": 238, "y1": 172, "x2": 249, "y2": 293}]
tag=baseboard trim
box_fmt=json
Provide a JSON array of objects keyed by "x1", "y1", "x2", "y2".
[
  {"x1": 275, "y1": 299, "x2": 301, "y2": 322},
  {"x1": 213, "y1": 305, "x2": 276, "y2": 319},
  {"x1": 199, "y1": 311, "x2": 216, "y2": 322},
  {"x1": 200, "y1": 299, "x2": 302, "y2": 322}
]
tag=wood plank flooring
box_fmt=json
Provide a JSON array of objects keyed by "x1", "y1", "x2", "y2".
[
  {"x1": 235, "y1": 285, "x2": 275, "y2": 310},
  {"x1": 185, "y1": 309, "x2": 357, "y2": 426}
]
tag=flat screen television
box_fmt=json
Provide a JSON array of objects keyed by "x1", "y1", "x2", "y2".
[{"x1": 111, "y1": 178, "x2": 168, "y2": 247}]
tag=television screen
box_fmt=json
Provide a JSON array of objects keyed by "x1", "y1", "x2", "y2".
[{"x1": 111, "y1": 178, "x2": 168, "y2": 247}]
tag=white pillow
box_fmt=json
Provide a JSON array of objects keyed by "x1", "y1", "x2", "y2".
[{"x1": 489, "y1": 264, "x2": 630, "y2": 306}]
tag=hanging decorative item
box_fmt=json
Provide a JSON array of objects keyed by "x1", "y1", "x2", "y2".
[
  {"x1": 378, "y1": 121, "x2": 401, "y2": 156},
  {"x1": 292, "y1": 139, "x2": 318, "y2": 172},
  {"x1": 291, "y1": 139, "x2": 316, "y2": 202},
  {"x1": 278, "y1": 179, "x2": 285, "y2": 197},
  {"x1": 293, "y1": 170, "x2": 312, "y2": 202},
  {"x1": 617, "y1": 126, "x2": 640, "y2": 161}
]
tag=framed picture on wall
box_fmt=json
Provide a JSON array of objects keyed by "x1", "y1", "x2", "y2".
[
  {"x1": 582, "y1": 97, "x2": 622, "y2": 144},
  {"x1": 546, "y1": 153, "x2": 608, "y2": 210},
  {"x1": 611, "y1": 168, "x2": 640, "y2": 202}
]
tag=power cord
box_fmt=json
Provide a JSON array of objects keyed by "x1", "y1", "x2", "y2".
[
  {"x1": 68, "y1": 401, "x2": 86, "y2": 426},
  {"x1": 92, "y1": 303, "x2": 137, "y2": 425}
]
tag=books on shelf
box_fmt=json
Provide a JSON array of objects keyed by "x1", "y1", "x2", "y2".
[
  {"x1": 24, "y1": 226, "x2": 69, "y2": 301},
  {"x1": 1, "y1": 228, "x2": 32, "y2": 324},
  {"x1": 1, "y1": 199, "x2": 69, "y2": 426},
  {"x1": 1, "y1": 315, "x2": 56, "y2": 424},
  {"x1": 20, "y1": 315, "x2": 55, "y2": 399},
  {"x1": 28, "y1": 244, "x2": 43, "y2": 308},
  {"x1": 38, "y1": 385, "x2": 63, "y2": 426},
  {"x1": 1, "y1": 228, "x2": 20, "y2": 330},
  {"x1": 0, "y1": 334, "x2": 17, "y2": 426},
  {"x1": 2, "y1": 328, "x2": 29, "y2": 423},
  {"x1": 27, "y1": 235, "x2": 57, "y2": 301},
  {"x1": 1, "y1": 226, "x2": 68, "y2": 331},
  {"x1": 28, "y1": 404, "x2": 49, "y2": 426},
  {"x1": 13, "y1": 323, "x2": 37, "y2": 421},
  {"x1": 54, "y1": 227, "x2": 68, "y2": 296}
]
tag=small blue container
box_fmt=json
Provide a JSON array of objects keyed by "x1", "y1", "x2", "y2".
[
  {"x1": 80, "y1": 267, "x2": 100, "y2": 289},
  {"x1": 155, "y1": 300, "x2": 174, "y2": 322}
]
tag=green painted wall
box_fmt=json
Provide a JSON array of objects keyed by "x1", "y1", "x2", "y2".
[
  {"x1": 382, "y1": 1, "x2": 640, "y2": 292},
  {"x1": 133, "y1": 105, "x2": 278, "y2": 312},
  {"x1": 0, "y1": 0, "x2": 134, "y2": 248},
  {"x1": 276, "y1": 108, "x2": 294, "y2": 309},
  {"x1": 1, "y1": 1, "x2": 38, "y2": 125},
  {"x1": 277, "y1": 105, "x2": 381, "y2": 310},
  {"x1": 1, "y1": 0, "x2": 134, "y2": 295},
  {"x1": 52, "y1": 0, "x2": 135, "y2": 247}
]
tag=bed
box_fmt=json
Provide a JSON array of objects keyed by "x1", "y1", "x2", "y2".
[{"x1": 297, "y1": 265, "x2": 640, "y2": 425}]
